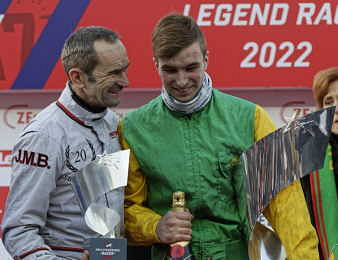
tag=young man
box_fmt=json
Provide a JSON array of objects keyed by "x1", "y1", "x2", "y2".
[
  {"x1": 2, "y1": 26, "x2": 129, "y2": 260},
  {"x1": 119, "y1": 13, "x2": 319, "y2": 259}
]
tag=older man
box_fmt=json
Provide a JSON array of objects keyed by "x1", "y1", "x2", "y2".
[{"x1": 2, "y1": 26, "x2": 129, "y2": 260}]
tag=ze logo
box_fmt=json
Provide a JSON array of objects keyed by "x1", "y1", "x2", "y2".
[
  {"x1": 14, "y1": 149, "x2": 50, "y2": 169},
  {"x1": 4, "y1": 104, "x2": 39, "y2": 129}
]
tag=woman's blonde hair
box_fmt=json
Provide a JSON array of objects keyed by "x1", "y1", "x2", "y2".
[{"x1": 313, "y1": 67, "x2": 338, "y2": 109}]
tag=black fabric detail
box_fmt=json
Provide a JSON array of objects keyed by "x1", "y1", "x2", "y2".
[
  {"x1": 329, "y1": 133, "x2": 338, "y2": 198},
  {"x1": 69, "y1": 83, "x2": 105, "y2": 113}
]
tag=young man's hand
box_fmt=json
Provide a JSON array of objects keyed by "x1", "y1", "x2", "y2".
[{"x1": 156, "y1": 210, "x2": 193, "y2": 244}]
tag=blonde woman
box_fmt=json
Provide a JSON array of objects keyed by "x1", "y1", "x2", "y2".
[{"x1": 301, "y1": 67, "x2": 338, "y2": 259}]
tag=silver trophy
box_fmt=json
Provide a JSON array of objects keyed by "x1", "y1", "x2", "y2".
[
  {"x1": 71, "y1": 150, "x2": 130, "y2": 260},
  {"x1": 241, "y1": 107, "x2": 335, "y2": 259}
]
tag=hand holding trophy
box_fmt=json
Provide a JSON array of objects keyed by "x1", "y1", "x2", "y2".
[{"x1": 71, "y1": 150, "x2": 130, "y2": 260}]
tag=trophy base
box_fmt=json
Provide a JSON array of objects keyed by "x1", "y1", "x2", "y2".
[{"x1": 86, "y1": 237, "x2": 127, "y2": 260}]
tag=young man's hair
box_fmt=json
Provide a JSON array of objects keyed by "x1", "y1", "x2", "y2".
[
  {"x1": 152, "y1": 13, "x2": 207, "y2": 61},
  {"x1": 313, "y1": 67, "x2": 338, "y2": 108},
  {"x1": 61, "y1": 26, "x2": 120, "y2": 80}
]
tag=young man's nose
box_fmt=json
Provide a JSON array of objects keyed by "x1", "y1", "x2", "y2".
[{"x1": 175, "y1": 71, "x2": 188, "y2": 87}]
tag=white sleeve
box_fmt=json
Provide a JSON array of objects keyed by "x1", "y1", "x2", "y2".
[{"x1": 1, "y1": 131, "x2": 64, "y2": 259}]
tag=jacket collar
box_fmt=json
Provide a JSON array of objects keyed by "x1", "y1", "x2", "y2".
[{"x1": 57, "y1": 82, "x2": 107, "y2": 125}]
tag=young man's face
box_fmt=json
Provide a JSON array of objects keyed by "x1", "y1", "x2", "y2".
[
  {"x1": 156, "y1": 42, "x2": 208, "y2": 102},
  {"x1": 83, "y1": 39, "x2": 130, "y2": 108}
]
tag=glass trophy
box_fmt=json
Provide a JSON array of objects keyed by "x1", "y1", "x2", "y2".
[
  {"x1": 241, "y1": 107, "x2": 335, "y2": 259},
  {"x1": 71, "y1": 150, "x2": 130, "y2": 260}
]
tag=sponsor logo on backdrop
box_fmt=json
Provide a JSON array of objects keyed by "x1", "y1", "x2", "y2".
[
  {"x1": 0, "y1": 150, "x2": 11, "y2": 167},
  {"x1": 0, "y1": 186, "x2": 9, "y2": 227},
  {"x1": 4, "y1": 104, "x2": 39, "y2": 129},
  {"x1": 3, "y1": 106, "x2": 130, "y2": 130},
  {"x1": 280, "y1": 101, "x2": 314, "y2": 124}
]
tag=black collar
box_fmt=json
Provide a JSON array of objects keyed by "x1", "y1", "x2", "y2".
[{"x1": 69, "y1": 84, "x2": 105, "y2": 113}]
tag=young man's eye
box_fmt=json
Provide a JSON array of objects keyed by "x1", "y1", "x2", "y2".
[
  {"x1": 162, "y1": 68, "x2": 176, "y2": 73},
  {"x1": 186, "y1": 64, "x2": 201, "y2": 72}
]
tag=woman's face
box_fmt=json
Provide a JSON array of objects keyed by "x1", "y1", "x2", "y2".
[{"x1": 322, "y1": 80, "x2": 338, "y2": 134}]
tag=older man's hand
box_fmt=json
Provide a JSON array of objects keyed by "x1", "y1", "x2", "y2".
[{"x1": 82, "y1": 250, "x2": 90, "y2": 260}]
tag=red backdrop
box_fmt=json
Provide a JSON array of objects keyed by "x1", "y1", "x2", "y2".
[{"x1": 0, "y1": 0, "x2": 337, "y2": 90}]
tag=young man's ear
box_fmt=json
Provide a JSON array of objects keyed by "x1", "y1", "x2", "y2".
[
  {"x1": 204, "y1": 51, "x2": 209, "y2": 70},
  {"x1": 68, "y1": 68, "x2": 85, "y2": 88},
  {"x1": 153, "y1": 57, "x2": 159, "y2": 71}
]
